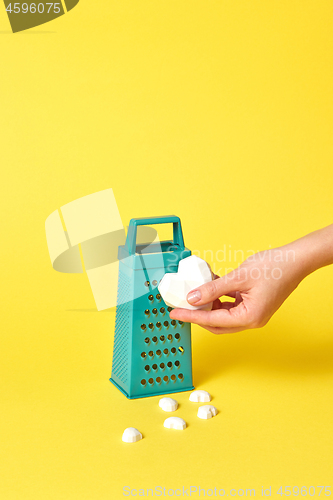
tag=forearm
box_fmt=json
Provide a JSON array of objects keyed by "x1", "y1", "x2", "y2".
[
  {"x1": 287, "y1": 224, "x2": 333, "y2": 279},
  {"x1": 171, "y1": 224, "x2": 333, "y2": 333}
]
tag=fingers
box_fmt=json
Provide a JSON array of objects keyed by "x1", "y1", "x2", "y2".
[
  {"x1": 213, "y1": 300, "x2": 237, "y2": 311},
  {"x1": 234, "y1": 291, "x2": 243, "y2": 306},
  {"x1": 186, "y1": 270, "x2": 247, "y2": 306},
  {"x1": 211, "y1": 298, "x2": 233, "y2": 310},
  {"x1": 169, "y1": 301, "x2": 249, "y2": 329},
  {"x1": 201, "y1": 325, "x2": 249, "y2": 334}
]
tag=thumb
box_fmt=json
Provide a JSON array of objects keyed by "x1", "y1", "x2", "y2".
[{"x1": 187, "y1": 270, "x2": 245, "y2": 306}]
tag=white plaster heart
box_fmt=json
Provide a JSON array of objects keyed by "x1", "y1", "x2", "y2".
[{"x1": 158, "y1": 255, "x2": 213, "y2": 310}]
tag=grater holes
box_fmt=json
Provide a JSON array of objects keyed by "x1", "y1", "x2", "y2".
[
  {"x1": 171, "y1": 320, "x2": 176, "y2": 326},
  {"x1": 167, "y1": 361, "x2": 172, "y2": 368},
  {"x1": 152, "y1": 363, "x2": 158, "y2": 371},
  {"x1": 163, "y1": 321, "x2": 169, "y2": 327},
  {"x1": 152, "y1": 308, "x2": 157, "y2": 315},
  {"x1": 148, "y1": 295, "x2": 154, "y2": 301},
  {"x1": 160, "y1": 362, "x2": 165, "y2": 370},
  {"x1": 144, "y1": 281, "x2": 150, "y2": 287},
  {"x1": 160, "y1": 307, "x2": 165, "y2": 314},
  {"x1": 152, "y1": 280, "x2": 158, "y2": 286},
  {"x1": 148, "y1": 378, "x2": 154, "y2": 385},
  {"x1": 178, "y1": 373, "x2": 184, "y2": 380},
  {"x1": 156, "y1": 349, "x2": 162, "y2": 357},
  {"x1": 112, "y1": 270, "x2": 131, "y2": 385},
  {"x1": 144, "y1": 309, "x2": 150, "y2": 316},
  {"x1": 156, "y1": 294, "x2": 161, "y2": 300},
  {"x1": 163, "y1": 376, "x2": 169, "y2": 383},
  {"x1": 152, "y1": 336, "x2": 158, "y2": 343},
  {"x1": 141, "y1": 352, "x2": 147, "y2": 359},
  {"x1": 178, "y1": 346, "x2": 184, "y2": 354},
  {"x1": 167, "y1": 334, "x2": 173, "y2": 341},
  {"x1": 167, "y1": 307, "x2": 173, "y2": 312},
  {"x1": 175, "y1": 333, "x2": 180, "y2": 340},
  {"x1": 159, "y1": 335, "x2": 165, "y2": 342},
  {"x1": 171, "y1": 347, "x2": 176, "y2": 354},
  {"x1": 144, "y1": 337, "x2": 150, "y2": 344},
  {"x1": 156, "y1": 376, "x2": 161, "y2": 384},
  {"x1": 156, "y1": 322, "x2": 162, "y2": 328},
  {"x1": 141, "y1": 324, "x2": 146, "y2": 330},
  {"x1": 179, "y1": 321, "x2": 183, "y2": 325},
  {"x1": 148, "y1": 351, "x2": 154, "y2": 358},
  {"x1": 141, "y1": 379, "x2": 146, "y2": 385},
  {"x1": 175, "y1": 360, "x2": 180, "y2": 368},
  {"x1": 163, "y1": 348, "x2": 169, "y2": 356},
  {"x1": 171, "y1": 374, "x2": 176, "y2": 382},
  {"x1": 148, "y1": 323, "x2": 154, "y2": 330}
]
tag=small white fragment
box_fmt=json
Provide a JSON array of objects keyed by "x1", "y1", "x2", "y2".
[
  {"x1": 197, "y1": 405, "x2": 218, "y2": 419},
  {"x1": 159, "y1": 397, "x2": 178, "y2": 412},
  {"x1": 189, "y1": 390, "x2": 212, "y2": 403},
  {"x1": 122, "y1": 427, "x2": 142, "y2": 443},
  {"x1": 164, "y1": 417, "x2": 186, "y2": 430}
]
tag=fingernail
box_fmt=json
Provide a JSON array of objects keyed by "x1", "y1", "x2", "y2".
[{"x1": 187, "y1": 290, "x2": 201, "y2": 304}]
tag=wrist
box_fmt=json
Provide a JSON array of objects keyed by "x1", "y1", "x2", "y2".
[{"x1": 287, "y1": 224, "x2": 333, "y2": 278}]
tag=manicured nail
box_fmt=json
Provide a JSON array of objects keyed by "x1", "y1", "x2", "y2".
[{"x1": 187, "y1": 290, "x2": 201, "y2": 304}]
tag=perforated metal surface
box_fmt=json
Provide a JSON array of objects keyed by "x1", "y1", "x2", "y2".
[
  {"x1": 111, "y1": 270, "x2": 131, "y2": 384},
  {"x1": 110, "y1": 217, "x2": 194, "y2": 398},
  {"x1": 134, "y1": 286, "x2": 192, "y2": 396}
]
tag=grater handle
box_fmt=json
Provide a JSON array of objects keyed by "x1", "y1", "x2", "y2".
[{"x1": 126, "y1": 215, "x2": 185, "y2": 255}]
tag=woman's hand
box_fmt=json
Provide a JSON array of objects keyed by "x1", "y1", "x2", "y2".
[{"x1": 170, "y1": 223, "x2": 333, "y2": 334}]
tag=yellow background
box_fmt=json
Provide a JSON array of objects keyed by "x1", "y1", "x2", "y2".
[{"x1": 1, "y1": 1, "x2": 333, "y2": 498}]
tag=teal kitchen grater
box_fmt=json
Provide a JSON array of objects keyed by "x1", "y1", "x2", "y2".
[{"x1": 110, "y1": 216, "x2": 195, "y2": 399}]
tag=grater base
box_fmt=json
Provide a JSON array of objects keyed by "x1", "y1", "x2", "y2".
[{"x1": 110, "y1": 378, "x2": 194, "y2": 400}]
